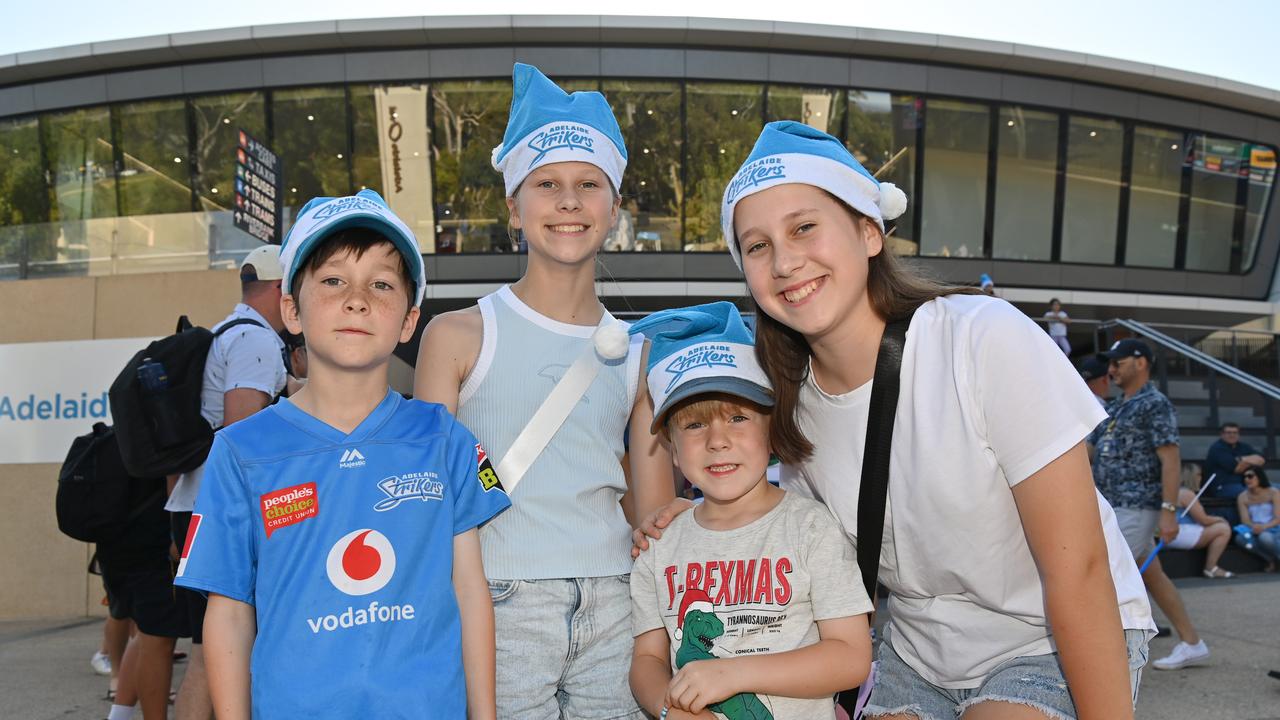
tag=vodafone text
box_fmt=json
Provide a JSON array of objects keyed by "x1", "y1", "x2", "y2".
[{"x1": 306, "y1": 600, "x2": 416, "y2": 634}]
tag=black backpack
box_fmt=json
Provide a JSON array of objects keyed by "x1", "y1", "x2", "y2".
[
  {"x1": 56, "y1": 423, "x2": 164, "y2": 543},
  {"x1": 109, "y1": 315, "x2": 263, "y2": 478}
]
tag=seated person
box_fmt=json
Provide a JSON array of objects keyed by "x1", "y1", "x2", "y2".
[
  {"x1": 1169, "y1": 464, "x2": 1234, "y2": 578},
  {"x1": 1204, "y1": 423, "x2": 1264, "y2": 501},
  {"x1": 1234, "y1": 466, "x2": 1280, "y2": 572}
]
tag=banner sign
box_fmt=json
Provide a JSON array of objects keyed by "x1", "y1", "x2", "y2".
[
  {"x1": 375, "y1": 86, "x2": 436, "y2": 253},
  {"x1": 0, "y1": 337, "x2": 156, "y2": 464},
  {"x1": 234, "y1": 129, "x2": 282, "y2": 244}
]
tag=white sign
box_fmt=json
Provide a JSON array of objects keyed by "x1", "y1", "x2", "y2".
[
  {"x1": 375, "y1": 85, "x2": 436, "y2": 253},
  {"x1": 0, "y1": 337, "x2": 156, "y2": 464}
]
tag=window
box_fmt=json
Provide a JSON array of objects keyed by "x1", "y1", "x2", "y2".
[
  {"x1": 1186, "y1": 134, "x2": 1246, "y2": 272},
  {"x1": 0, "y1": 117, "x2": 47, "y2": 278},
  {"x1": 351, "y1": 84, "x2": 435, "y2": 250},
  {"x1": 1244, "y1": 143, "x2": 1276, "y2": 270},
  {"x1": 273, "y1": 87, "x2": 351, "y2": 219},
  {"x1": 191, "y1": 92, "x2": 266, "y2": 212},
  {"x1": 767, "y1": 85, "x2": 846, "y2": 138},
  {"x1": 847, "y1": 92, "x2": 919, "y2": 254},
  {"x1": 42, "y1": 106, "x2": 117, "y2": 222},
  {"x1": 430, "y1": 80, "x2": 512, "y2": 253},
  {"x1": 1061, "y1": 116, "x2": 1122, "y2": 264},
  {"x1": 992, "y1": 107, "x2": 1057, "y2": 261},
  {"x1": 1125, "y1": 126, "x2": 1183, "y2": 268},
  {"x1": 604, "y1": 80, "x2": 683, "y2": 251},
  {"x1": 685, "y1": 82, "x2": 763, "y2": 251},
  {"x1": 116, "y1": 99, "x2": 192, "y2": 216},
  {"x1": 920, "y1": 99, "x2": 989, "y2": 258}
]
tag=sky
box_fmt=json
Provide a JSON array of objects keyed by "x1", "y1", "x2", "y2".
[{"x1": 3, "y1": 0, "x2": 1278, "y2": 92}]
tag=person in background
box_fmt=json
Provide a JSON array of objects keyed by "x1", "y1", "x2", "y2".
[
  {"x1": 1204, "y1": 422, "x2": 1265, "y2": 503},
  {"x1": 1169, "y1": 464, "x2": 1234, "y2": 578},
  {"x1": 1079, "y1": 353, "x2": 1112, "y2": 408},
  {"x1": 282, "y1": 332, "x2": 307, "y2": 397},
  {"x1": 1234, "y1": 466, "x2": 1280, "y2": 572},
  {"x1": 1044, "y1": 298, "x2": 1072, "y2": 355},
  {"x1": 978, "y1": 272, "x2": 996, "y2": 296}
]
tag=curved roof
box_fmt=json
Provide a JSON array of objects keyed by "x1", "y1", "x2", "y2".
[{"x1": 2, "y1": 15, "x2": 1278, "y2": 118}]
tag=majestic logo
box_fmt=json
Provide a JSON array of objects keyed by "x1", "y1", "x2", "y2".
[
  {"x1": 373, "y1": 472, "x2": 444, "y2": 511},
  {"x1": 726, "y1": 157, "x2": 786, "y2": 203},
  {"x1": 527, "y1": 124, "x2": 596, "y2": 167},
  {"x1": 260, "y1": 483, "x2": 318, "y2": 538},
  {"x1": 325, "y1": 529, "x2": 396, "y2": 596},
  {"x1": 662, "y1": 344, "x2": 738, "y2": 393},
  {"x1": 175, "y1": 513, "x2": 202, "y2": 577},
  {"x1": 339, "y1": 448, "x2": 366, "y2": 469},
  {"x1": 311, "y1": 196, "x2": 381, "y2": 221}
]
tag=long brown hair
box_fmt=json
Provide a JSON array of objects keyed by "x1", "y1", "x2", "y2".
[{"x1": 753, "y1": 205, "x2": 980, "y2": 464}]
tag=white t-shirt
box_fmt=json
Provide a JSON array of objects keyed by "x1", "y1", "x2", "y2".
[
  {"x1": 166, "y1": 303, "x2": 286, "y2": 512},
  {"x1": 780, "y1": 294, "x2": 1154, "y2": 689},
  {"x1": 1043, "y1": 309, "x2": 1069, "y2": 337}
]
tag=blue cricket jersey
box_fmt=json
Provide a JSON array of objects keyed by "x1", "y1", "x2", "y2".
[{"x1": 175, "y1": 389, "x2": 510, "y2": 719}]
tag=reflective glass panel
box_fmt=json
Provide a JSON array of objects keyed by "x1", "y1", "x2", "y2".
[
  {"x1": 191, "y1": 92, "x2": 266, "y2": 212},
  {"x1": 351, "y1": 84, "x2": 435, "y2": 250},
  {"x1": 847, "y1": 92, "x2": 919, "y2": 254},
  {"x1": 686, "y1": 82, "x2": 763, "y2": 251},
  {"x1": 42, "y1": 106, "x2": 117, "y2": 222},
  {"x1": 273, "y1": 87, "x2": 351, "y2": 219},
  {"x1": 992, "y1": 107, "x2": 1057, "y2": 261},
  {"x1": 116, "y1": 99, "x2": 191, "y2": 216},
  {"x1": 430, "y1": 80, "x2": 512, "y2": 253},
  {"x1": 0, "y1": 117, "x2": 47, "y2": 279},
  {"x1": 920, "y1": 99, "x2": 989, "y2": 258},
  {"x1": 1061, "y1": 116, "x2": 1122, "y2": 264},
  {"x1": 604, "y1": 80, "x2": 683, "y2": 251},
  {"x1": 1126, "y1": 126, "x2": 1183, "y2": 268},
  {"x1": 1244, "y1": 143, "x2": 1276, "y2": 270},
  {"x1": 1186, "y1": 134, "x2": 1246, "y2": 272},
  {"x1": 767, "y1": 85, "x2": 846, "y2": 138}
]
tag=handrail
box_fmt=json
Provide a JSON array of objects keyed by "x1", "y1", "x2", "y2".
[{"x1": 1105, "y1": 318, "x2": 1280, "y2": 402}]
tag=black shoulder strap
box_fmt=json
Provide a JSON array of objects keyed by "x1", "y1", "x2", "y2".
[
  {"x1": 213, "y1": 318, "x2": 265, "y2": 338},
  {"x1": 855, "y1": 316, "x2": 910, "y2": 600}
]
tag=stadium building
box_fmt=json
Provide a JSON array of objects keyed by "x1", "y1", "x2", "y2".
[{"x1": 1, "y1": 15, "x2": 1278, "y2": 617}]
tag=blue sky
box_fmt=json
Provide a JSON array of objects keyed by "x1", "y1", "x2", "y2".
[{"x1": 4, "y1": 0, "x2": 1278, "y2": 91}]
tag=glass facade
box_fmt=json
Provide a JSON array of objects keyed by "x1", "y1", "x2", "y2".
[{"x1": 0, "y1": 75, "x2": 1273, "y2": 281}]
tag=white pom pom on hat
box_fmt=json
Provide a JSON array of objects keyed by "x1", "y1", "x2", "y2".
[
  {"x1": 490, "y1": 144, "x2": 503, "y2": 172},
  {"x1": 593, "y1": 321, "x2": 631, "y2": 360},
  {"x1": 877, "y1": 182, "x2": 908, "y2": 221}
]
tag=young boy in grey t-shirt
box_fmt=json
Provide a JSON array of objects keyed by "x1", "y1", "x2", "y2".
[{"x1": 628, "y1": 302, "x2": 873, "y2": 720}]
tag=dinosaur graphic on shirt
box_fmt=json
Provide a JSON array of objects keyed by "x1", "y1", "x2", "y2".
[{"x1": 675, "y1": 607, "x2": 773, "y2": 720}]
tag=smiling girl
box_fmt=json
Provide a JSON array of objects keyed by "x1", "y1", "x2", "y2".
[{"x1": 414, "y1": 64, "x2": 673, "y2": 718}]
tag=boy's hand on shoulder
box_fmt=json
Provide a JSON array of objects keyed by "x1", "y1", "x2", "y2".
[{"x1": 666, "y1": 658, "x2": 739, "y2": 715}]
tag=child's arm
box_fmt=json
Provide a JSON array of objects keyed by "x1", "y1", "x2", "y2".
[
  {"x1": 664, "y1": 614, "x2": 871, "y2": 715},
  {"x1": 627, "y1": 341, "x2": 676, "y2": 523},
  {"x1": 414, "y1": 309, "x2": 482, "y2": 413},
  {"x1": 453, "y1": 528, "x2": 497, "y2": 720},
  {"x1": 630, "y1": 629, "x2": 716, "y2": 720},
  {"x1": 204, "y1": 593, "x2": 256, "y2": 720}
]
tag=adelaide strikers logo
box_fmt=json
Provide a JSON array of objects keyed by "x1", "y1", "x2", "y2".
[
  {"x1": 527, "y1": 124, "x2": 596, "y2": 167},
  {"x1": 663, "y1": 343, "x2": 738, "y2": 393},
  {"x1": 726, "y1": 157, "x2": 786, "y2": 203},
  {"x1": 325, "y1": 529, "x2": 396, "y2": 596}
]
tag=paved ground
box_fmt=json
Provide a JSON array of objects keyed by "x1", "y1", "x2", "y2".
[{"x1": 1, "y1": 573, "x2": 1277, "y2": 719}]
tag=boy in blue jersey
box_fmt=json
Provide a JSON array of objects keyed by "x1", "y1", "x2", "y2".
[{"x1": 175, "y1": 189, "x2": 510, "y2": 720}]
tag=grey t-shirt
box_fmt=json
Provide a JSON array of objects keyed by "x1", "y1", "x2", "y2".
[{"x1": 630, "y1": 491, "x2": 872, "y2": 720}]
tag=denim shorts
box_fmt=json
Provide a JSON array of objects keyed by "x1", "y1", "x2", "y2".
[
  {"x1": 489, "y1": 575, "x2": 645, "y2": 720},
  {"x1": 863, "y1": 629, "x2": 1150, "y2": 720}
]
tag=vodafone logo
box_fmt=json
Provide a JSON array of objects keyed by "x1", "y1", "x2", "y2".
[{"x1": 325, "y1": 529, "x2": 396, "y2": 596}]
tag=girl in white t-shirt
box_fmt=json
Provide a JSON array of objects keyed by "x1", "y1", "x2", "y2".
[{"x1": 638, "y1": 121, "x2": 1154, "y2": 720}]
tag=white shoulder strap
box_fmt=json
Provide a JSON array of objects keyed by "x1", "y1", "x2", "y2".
[{"x1": 493, "y1": 313, "x2": 628, "y2": 494}]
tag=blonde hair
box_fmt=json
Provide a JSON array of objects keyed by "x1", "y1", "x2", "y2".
[
  {"x1": 1180, "y1": 463, "x2": 1202, "y2": 492},
  {"x1": 664, "y1": 394, "x2": 772, "y2": 439}
]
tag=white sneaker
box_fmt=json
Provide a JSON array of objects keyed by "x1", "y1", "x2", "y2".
[
  {"x1": 1152, "y1": 640, "x2": 1210, "y2": 670},
  {"x1": 90, "y1": 650, "x2": 112, "y2": 676}
]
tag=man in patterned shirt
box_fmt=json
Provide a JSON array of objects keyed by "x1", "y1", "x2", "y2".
[{"x1": 1089, "y1": 338, "x2": 1209, "y2": 671}]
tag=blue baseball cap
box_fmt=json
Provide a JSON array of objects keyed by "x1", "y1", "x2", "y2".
[
  {"x1": 629, "y1": 302, "x2": 774, "y2": 433},
  {"x1": 279, "y1": 189, "x2": 426, "y2": 307}
]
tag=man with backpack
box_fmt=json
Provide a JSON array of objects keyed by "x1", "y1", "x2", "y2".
[{"x1": 165, "y1": 244, "x2": 288, "y2": 720}]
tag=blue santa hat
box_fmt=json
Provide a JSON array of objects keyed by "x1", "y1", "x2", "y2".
[
  {"x1": 491, "y1": 63, "x2": 628, "y2": 197},
  {"x1": 720, "y1": 120, "x2": 908, "y2": 269},
  {"x1": 629, "y1": 301, "x2": 773, "y2": 434}
]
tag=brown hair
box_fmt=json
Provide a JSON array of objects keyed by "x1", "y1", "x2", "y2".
[
  {"x1": 753, "y1": 203, "x2": 980, "y2": 464},
  {"x1": 664, "y1": 393, "x2": 773, "y2": 439},
  {"x1": 295, "y1": 227, "x2": 415, "y2": 310}
]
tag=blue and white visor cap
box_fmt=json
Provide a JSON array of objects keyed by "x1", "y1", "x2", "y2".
[
  {"x1": 721, "y1": 120, "x2": 908, "y2": 270},
  {"x1": 490, "y1": 63, "x2": 628, "y2": 197},
  {"x1": 629, "y1": 301, "x2": 774, "y2": 434},
  {"x1": 280, "y1": 189, "x2": 426, "y2": 307}
]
